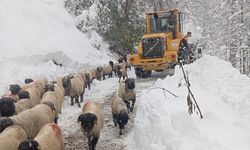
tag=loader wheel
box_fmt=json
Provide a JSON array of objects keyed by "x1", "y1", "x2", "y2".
[
  {"x1": 135, "y1": 67, "x2": 143, "y2": 78},
  {"x1": 166, "y1": 68, "x2": 175, "y2": 76},
  {"x1": 135, "y1": 71, "x2": 142, "y2": 78},
  {"x1": 141, "y1": 71, "x2": 151, "y2": 78}
]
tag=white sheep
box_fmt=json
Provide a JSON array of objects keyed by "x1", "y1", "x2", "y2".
[
  {"x1": 22, "y1": 76, "x2": 48, "y2": 96},
  {"x1": 77, "y1": 101, "x2": 104, "y2": 150},
  {"x1": 18, "y1": 123, "x2": 64, "y2": 150},
  {"x1": 118, "y1": 78, "x2": 136, "y2": 112},
  {"x1": 50, "y1": 81, "x2": 64, "y2": 114},
  {"x1": 89, "y1": 68, "x2": 97, "y2": 81},
  {"x1": 62, "y1": 74, "x2": 85, "y2": 107},
  {"x1": 0, "y1": 125, "x2": 27, "y2": 150},
  {"x1": 23, "y1": 87, "x2": 42, "y2": 105},
  {"x1": 0, "y1": 102, "x2": 56, "y2": 139},
  {"x1": 15, "y1": 91, "x2": 35, "y2": 114},
  {"x1": 111, "y1": 96, "x2": 129, "y2": 135},
  {"x1": 40, "y1": 84, "x2": 60, "y2": 124}
]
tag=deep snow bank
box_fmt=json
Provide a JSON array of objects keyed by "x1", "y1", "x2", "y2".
[
  {"x1": 134, "y1": 55, "x2": 250, "y2": 150},
  {"x1": 0, "y1": 0, "x2": 111, "y2": 94},
  {"x1": 0, "y1": 0, "x2": 110, "y2": 62}
]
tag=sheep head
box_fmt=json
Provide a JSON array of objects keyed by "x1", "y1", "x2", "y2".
[
  {"x1": 18, "y1": 140, "x2": 40, "y2": 150},
  {"x1": 9, "y1": 84, "x2": 21, "y2": 95},
  {"x1": 0, "y1": 97, "x2": 16, "y2": 117},
  {"x1": 24, "y1": 78, "x2": 34, "y2": 84},
  {"x1": 62, "y1": 76, "x2": 72, "y2": 95},
  {"x1": 0, "y1": 118, "x2": 14, "y2": 133},
  {"x1": 117, "y1": 112, "x2": 129, "y2": 130},
  {"x1": 96, "y1": 67, "x2": 103, "y2": 72},
  {"x1": 45, "y1": 83, "x2": 55, "y2": 92},
  {"x1": 109, "y1": 61, "x2": 114, "y2": 68},
  {"x1": 17, "y1": 91, "x2": 30, "y2": 99},
  {"x1": 85, "y1": 73, "x2": 90, "y2": 82},
  {"x1": 78, "y1": 113, "x2": 97, "y2": 132},
  {"x1": 125, "y1": 78, "x2": 135, "y2": 90}
]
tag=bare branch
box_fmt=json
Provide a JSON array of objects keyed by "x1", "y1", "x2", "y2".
[
  {"x1": 147, "y1": 87, "x2": 178, "y2": 98},
  {"x1": 180, "y1": 63, "x2": 203, "y2": 119}
]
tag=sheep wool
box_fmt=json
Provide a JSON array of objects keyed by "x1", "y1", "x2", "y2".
[
  {"x1": 8, "y1": 103, "x2": 55, "y2": 139},
  {"x1": 19, "y1": 123, "x2": 64, "y2": 150},
  {"x1": 78, "y1": 101, "x2": 104, "y2": 150},
  {"x1": 82, "y1": 102, "x2": 104, "y2": 137},
  {"x1": 111, "y1": 96, "x2": 129, "y2": 135},
  {"x1": 111, "y1": 96, "x2": 128, "y2": 115},
  {"x1": 40, "y1": 91, "x2": 60, "y2": 118},
  {"x1": 102, "y1": 64, "x2": 112, "y2": 78},
  {"x1": 0, "y1": 125, "x2": 27, "y2": 150},
  {"x1": 15, "y1": 98, "x2": 35, "y2": 114}
]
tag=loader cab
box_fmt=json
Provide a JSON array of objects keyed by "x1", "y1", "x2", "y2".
[
  {"x1": 150, "y1": 13, "x2": 175, "y2": 33},
  {"x1": 146, "y1": 9, "x2": 183, "y2": 39}
]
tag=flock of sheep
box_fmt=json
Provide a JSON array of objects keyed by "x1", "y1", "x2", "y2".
[{"x1": 0, "y1": 57, "x2": 136, "y2": 150}]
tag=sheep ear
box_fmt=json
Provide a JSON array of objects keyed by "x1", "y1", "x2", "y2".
[
  {"x1": 77, "y1": 114, "x2": 84, "y2": 124},
  {"x1": 77, "y1": 115, "x2": 81, "y2": 123}
]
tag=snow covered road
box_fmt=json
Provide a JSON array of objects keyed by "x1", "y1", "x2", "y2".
[{"x1": 58, "y1": 69, "x2": 159, "y2": 150}]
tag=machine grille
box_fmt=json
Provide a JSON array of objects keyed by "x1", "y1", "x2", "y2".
[{"x1": 142, "y1": 37, "x2": 164, "y2": 58}]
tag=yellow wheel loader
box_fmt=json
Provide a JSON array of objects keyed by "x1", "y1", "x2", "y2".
[{"x1": 129, "y1": 9, "x2": 184, "y2": 78}]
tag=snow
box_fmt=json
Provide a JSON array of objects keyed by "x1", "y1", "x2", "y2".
[
  {"x1": 0, "y1": 0, "x2": 111, "y2": 94},
  {"x1": 130, "y1": 55, "x2": 250, "y2": 150},
  {"x1": 1, "y1": 0, "x2": 250, "y2": 150}
]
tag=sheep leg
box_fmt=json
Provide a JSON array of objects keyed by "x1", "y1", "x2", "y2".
[
  {"x1": 88, "y1": 137, "x2": 92, "y2": 150},
  {"x1": 119, "y1": 128, "x2": 123, "y2": 135},
  {"x1": 54, "y1": 116, "x2": 58, "y2": 124},
  {"x1": 88, "y1": 82, "x2": 91, "y2": 90},
  {"x1": 91, "y1": 136, "x2": 99, "y2": 150},
  {"x1": 75, "y1": 96, "x2": 81, "y2": 108},
  {"x1": 80, "y1": 93, "x2": 84, "y2": 103},
  {"x1": 130, "y1": 99, "x2": 136, "y2": 112},
  {"x1": 125, "y1": 101, "x2": 130, "y2": 113},
  {"x1": 70, "y1": 97, "x2": 74, "y2": 106},
  {"x1": 112, "y1": 114, "x2": 117, "y2": 127},
  {"x1": 103, "y1": 74, "x2": 105, "y2": 80}
]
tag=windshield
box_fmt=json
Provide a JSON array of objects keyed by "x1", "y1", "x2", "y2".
[{"x1": 150, "y1": 12, "x2": 176, "y2": 33}]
